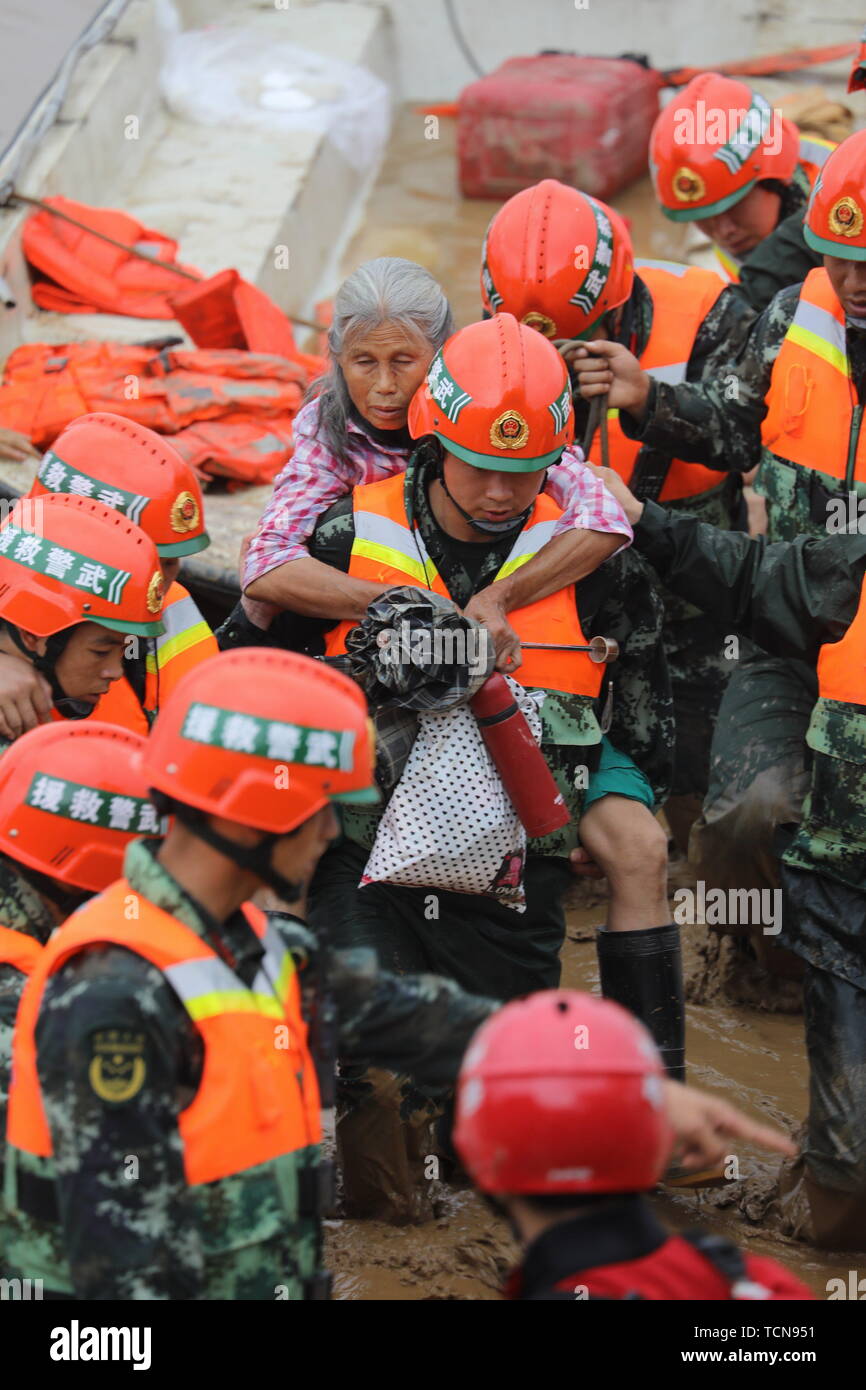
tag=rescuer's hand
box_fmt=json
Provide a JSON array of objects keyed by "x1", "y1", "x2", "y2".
[
  {"x1": 464, "y1": 588, "x2": 522, "y2": 673},
  {"x1": 0, "y1": 654, "x2": 53, "y2": 739},
  {"x1": 566, "y1": 340, "x2": 652, "y2": 420},
  {"x1": 0, "y1": 428, "x2": 38, "y2": 462},
  {"x1": 568, "y1": 845, "x2": 605, "y2": 880},
  {"x1": 664, "y1": 1080, "x2": 798, "y2": 1170},
  {"x1": 583, "y1": 462, "x2": 644, "y2": 526}
]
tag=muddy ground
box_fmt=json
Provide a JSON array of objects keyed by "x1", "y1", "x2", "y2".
[{"x1": 321, "y1": 109, "x2": 857, "y2": 1300}]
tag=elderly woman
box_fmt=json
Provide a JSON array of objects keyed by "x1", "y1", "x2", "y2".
[{"x1": 236, "y1": 257, "x2": 633, "y2": 666}]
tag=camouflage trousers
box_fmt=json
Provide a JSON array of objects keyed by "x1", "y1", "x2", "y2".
[
  {"x1": 774, "y1": 867, "x2": 866, "y2": 1250},
  {"x1": 689, "y1": 650, "x2": 815, "y2": 897},
  {"x1": 308, "y1": 839, "x2": 569, "y2": 1223}
]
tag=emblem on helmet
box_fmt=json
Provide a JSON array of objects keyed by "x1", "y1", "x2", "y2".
[
  {"x1": 170, "y1": 490, "x2": 200, "y2": 533},
  {"x1": 828, "y1": 196, "x2": 864, "y2": 238},
  {"x1": 672, "y1": 167, "x2": 706, "y2": 202},
  {"x1": 146, "y1": 571, "x2": 165, "y2": 614},
  {"x1": 490, "y1": 411, "x2": 530, "y2": 450},
  {"x1": 521, "y1": 311, "x2": 558, "y2": 339}
]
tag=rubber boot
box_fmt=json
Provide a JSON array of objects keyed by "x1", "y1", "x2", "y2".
[{"x1": 596, "y1": 923, "x2": 685, "y2": 1082}]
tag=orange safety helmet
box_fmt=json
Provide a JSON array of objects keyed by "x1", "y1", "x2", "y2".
[
  {"x1": 453, "y1": 991, "x2": 673, "y2": 1195},
  {"x1": 408, "y1": 313, "x2": 574, "y2": 471},
  {"x1": 804, "y1": 129, "x2": 866, "y2": 260},
  {"x1": 480, "y1": 180, "x2": 634, "y2": 341},
  {"x1": 29, "y1": 413, "x2": 210, "y2": 558},
  {"x1": 651, "y1": 73, "x2": 800, "y2": 221},
  {"x1": 0, "y1": 721, "x2": 162, "y2": 892},
  {"x1": 0, "y1": 494, "x2": 164, "y2": 639},
  {"x1": 140, "y1": 648, "x2": 378, "y2": 835}
]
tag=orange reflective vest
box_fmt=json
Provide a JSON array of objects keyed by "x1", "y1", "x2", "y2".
[
  {"x1": 588, "y1": 262, "x2": 727, "y2": 502},
  {"x1": 760, "y1": 267, "x2": 866, "y2": 539},
  {"x1": 713, "y1": 136, "x2": 835, "y2": 282},
  {"x1": 90, "y1": 581, "x2": 217, "y2": 734},
  {"x1": 788, "y1": 573, "x2": 866, "y2": 888},
  {"x1": 8, "y1": 879, "x2": 321, "y2": 1179},
  {"x1": 0, "y1": 342, "x2": 316, "y2": 485},
  {"x1": 0, "y1": 923, "x2": 42, "y2": 977},
  {"x1": 324, "y1": 473, "x2": 604, "y2": 705}
]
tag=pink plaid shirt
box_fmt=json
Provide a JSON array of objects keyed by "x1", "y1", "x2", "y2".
[{"x1": 243, "y1": 398, "x2": 632, "y2": 589}]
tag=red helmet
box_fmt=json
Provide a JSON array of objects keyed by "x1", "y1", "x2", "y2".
[
  {"x1": 141, "y1": 648, "x2": 378, "y2": 833},
  {"x1": 408, "y1": 313, "x2": 573, "y2": 471},
  {"x1": 453, "y1": 991, "x2": 673, "y2": 1194},
  {"x1": 481, "y1": 180, "x2": 634, "y2": 342},
  {"x1": 29, "y1": 413, "x2": 209, "y2": 558},
  {"x1": 0, "y1": 721, "x2": 160, "y2": 892},
  {"x1": 804, "y1": 130, "x2": 866, "y2": 260},
  {"x1": 651, "y1": 73, "x2": 800, "y2": 221}
]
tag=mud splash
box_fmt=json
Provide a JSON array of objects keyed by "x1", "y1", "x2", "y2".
[{"x1": 327, "y1": 110, "x2": 857, "y2": 1300}]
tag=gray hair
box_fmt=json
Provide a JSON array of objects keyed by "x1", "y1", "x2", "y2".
[{"x1": 307, "y1": 257, "x2": 454, "y2": 463}]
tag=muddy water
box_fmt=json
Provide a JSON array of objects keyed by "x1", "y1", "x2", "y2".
[{"x1": 326, "y1": 111, "x2": 854, "y2": 1300}]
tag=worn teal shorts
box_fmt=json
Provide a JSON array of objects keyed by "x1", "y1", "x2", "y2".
[{"x1": 582, "y1": 737, "x2": 655, "y2": 814}]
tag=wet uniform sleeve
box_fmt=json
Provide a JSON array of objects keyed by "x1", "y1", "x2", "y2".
[
  {"x1": 35, "y1": 945, "x2": 205, "y2": 1300},
  {"x1": 635, "y1": 499, "x2": 866, "y2": 663},
  {"x1": 329, "y1": 947, "x2": 497, "y2": 1088},
  {"x1": 618, "y1": 286, "x2": 799, "y2": 472}
]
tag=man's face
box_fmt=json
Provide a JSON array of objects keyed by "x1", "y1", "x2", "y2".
[
  {"x1": 824, "y1": 254, "x2": 866, "y2": 319},
  {"x1": 339, "y1": 322, "x2": 435, "y2": 431},
  {"x1": 441, "y1": 453, "x2": 545, "y2": 530},
  {"x1": 160, "y1": 557, "x2": 181, "y2": 588},
  {"x1": 52, "y1": 624, "x2": 126, "y2": 705},
  {"x1": 269, "y1": 804, "x2": 340, "y2": 886},
  {"x1": 695, "y1": 184, "x2": 782, "y2": 258}
]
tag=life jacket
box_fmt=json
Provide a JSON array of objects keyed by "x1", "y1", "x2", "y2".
[
  {"x1": 6, "y1": 880, "x2": 326, "y2": 1299},
  {"x1": 759, "y1": 266, "x2": 866, "y2": 541},
  {"x1": 713, "y1": 135, "x2": 835, "y2": 282},
  {"x1": 518, "y1": 1231, "x2": 812, "y2": 1300},
  {"x1": 0, "y1": 343, "x2": 314, "y2": 486},
  {"x1": 324, "y1": 473, "x2": 604, "y2": 708},
  {"x1": 0, "y1": 924, "x2": 42, "y2": 977},
  {"x1": 791, "y1": 571, "x2": 866, "y2": 888},
  {"x1": 587, "y1": 262, "x2": 727, "y2": 503},
  {"x1": 22, "y1": 198, "x2": 203, "y2": 318},
  {"x1": 90, "y1": 581, "x2": 217, "y2": 734}
]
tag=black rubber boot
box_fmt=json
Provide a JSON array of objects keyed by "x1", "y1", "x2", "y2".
[{"x1": 596, "y1": 923, "x2": 686, "y2": 1082}]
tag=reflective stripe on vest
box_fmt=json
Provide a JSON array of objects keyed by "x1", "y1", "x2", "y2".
[
  {"x1": 0, "y1": 923, "x2": 43, "y2": 977},
  {"x1": 7, "y1": 880, "x2": 321, "y2": 1183},
  {"x1": 761, "y1": 267, "x2": 866, "y2": 487},
  {"x1": 144, "y1": 583, "x2": 217, "y2": 687},
  {"x1": 713, "y1": 244, "x2": 742, "y2": 283},
  {"x1": 324, "y1": 474, "x2": 603, "y2": 701},
  {"x1": 589, "y1": 263, "x2": 727, "y2": 500}
]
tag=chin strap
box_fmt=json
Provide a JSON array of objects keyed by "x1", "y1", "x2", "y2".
[
  {"x1": 5, "y1": 624, "x2": 94, "y2": 720},
  {"x1": 158, "y1": 797, "x2": 304, "y2": 903},
  {"x1": 437, "y1": 458, "x2": 535, "y2": 536}
]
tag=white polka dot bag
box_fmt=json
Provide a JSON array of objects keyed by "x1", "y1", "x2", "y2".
[{"x1": 361, "y1": 679, "x2": 543, "y2": 910}]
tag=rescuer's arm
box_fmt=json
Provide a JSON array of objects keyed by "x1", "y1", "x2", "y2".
[
  {"x1": 567, "y1": 286, "x2": 796, "y2": 473},
  {"x1": 243, "y1": 419, "x2": 390, "y2": 618},
  {"x1": 0, "y1": 652, "x2": 52, "y2": 739},
  {"x1": 36, "y1": 952, "x2": 206, "y2": 1300},
  {"x1": 465, "y1": 450, "x2": 630, "y2": 670},
  {"x1": 629, "y1": 495, "x2": 866, "y2": 663}
]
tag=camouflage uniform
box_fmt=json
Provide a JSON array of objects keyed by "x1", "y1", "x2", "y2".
[
  {"x1": 1, "y1": 836, "x2": 496, "y2": 1297},
  {"x1": 283, "y1": 449, "x2": 672, "y2": 1218},
  {"x1": 634, "y1": 500, "x2": 866, "y2": 1246},
  {"x1": 619, "y1": 286, "x2": 866, "y2": 899},
  {"x1": 573, "y1": 273, "x2": 757, "y2": 813}
]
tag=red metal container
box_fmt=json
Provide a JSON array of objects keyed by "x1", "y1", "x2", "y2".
[
  {"x1": 458, "y1": 54, "x2": 663, "y2": 202},
  {"x1": 470, "y1": 673, "x2": 570, "y2": 839}
]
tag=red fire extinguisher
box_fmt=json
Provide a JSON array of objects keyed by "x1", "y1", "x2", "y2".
[{"x1": 470, "y1": 673, "x2": 570, "y2": 838}]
